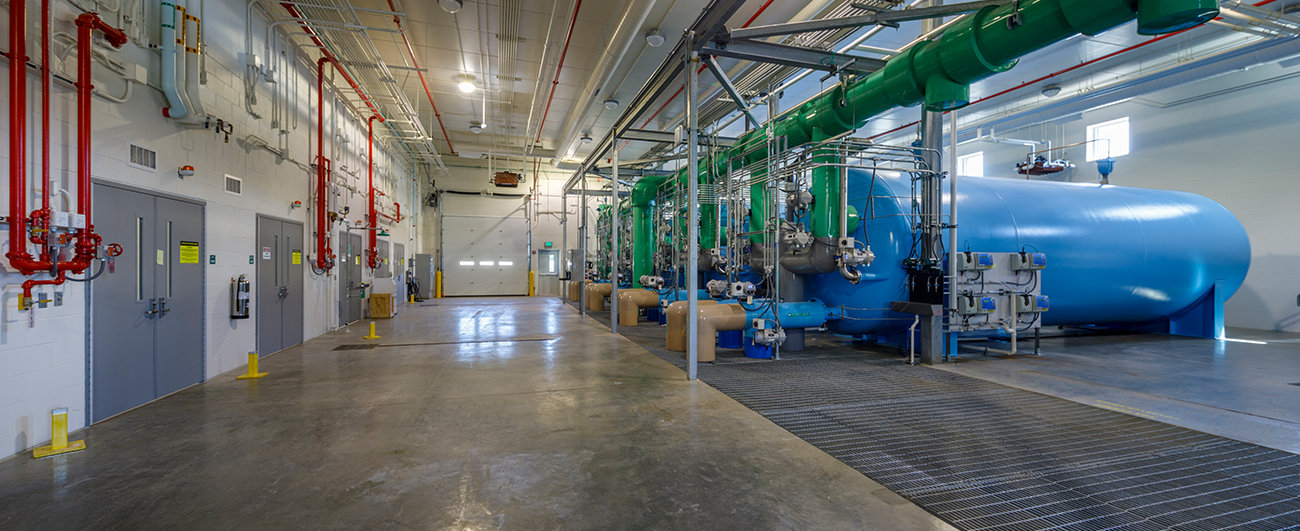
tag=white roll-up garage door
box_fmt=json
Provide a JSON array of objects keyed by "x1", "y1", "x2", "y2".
[{"x1": 441, "y1": 194, "x2": 529, "y2": 296}]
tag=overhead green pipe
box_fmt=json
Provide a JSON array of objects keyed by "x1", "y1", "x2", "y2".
[{"x1": 634, "y1": 0, "x2": 1208, "y2": 273}]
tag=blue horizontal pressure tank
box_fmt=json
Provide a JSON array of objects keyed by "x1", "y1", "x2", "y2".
[{"x1": 804, "y1": 170, "x2": 1251, "y2": 336}]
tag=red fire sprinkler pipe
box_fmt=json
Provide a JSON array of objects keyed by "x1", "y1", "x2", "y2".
[
  {"x1": 384, "y1": 0, "x2": 455, "y2": 154},
  {"x1": 8, "y1": 0, "x2": 31, "y2": 271},
  {"x1": 367, "y1": 115, "x2": 379, "y2": 269},
  {"x1": 39, "y1": 0, "x2": 52, "y2": 228},
  {"x1": 314, "y1": 57, "x2": 334, "y2": 271},
  {"x1": 9, "y1": 11, "x2": 125, "y2": 302}
]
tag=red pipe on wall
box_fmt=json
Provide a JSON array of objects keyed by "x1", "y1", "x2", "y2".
[
  {"x1": 314, "y1": 57, "x2": 334, "y2": 271},
  {"x1": 8, "y1": 10, "x2": 124, "y2": 302},
  {"x1": 7, "y1": 0, "x2": 31, "y2": 271},
  {"x1": 367, "y1": 115, "x2": 379, "y2": 269}
]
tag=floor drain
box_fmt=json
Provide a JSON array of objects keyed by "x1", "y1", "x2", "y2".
[{"x1": 333, "y1": 344, "x2": 378, "y2": 351}]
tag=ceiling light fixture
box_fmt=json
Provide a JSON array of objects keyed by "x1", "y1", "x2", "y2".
[
  {"x1": 1041, "y1": 85, "x2": 1062, "y2": 98},
  {"x1": 603, "y1": 99, "x2": 619, "y2": 110},
  {"x1": 439, "y1": 0, "x2": 463, "y2": 14},
  {"x1": 580, "y1": 134, "x2": 593, "y2": 144},
  {"x1": 470, "y1": 122, "x2": 485, "y2": 134},
  {"x1": 457, "y1": 74, "x2": 477, "y2": 93},
  {"x1": 645, "y1": 30, "x2": 665, "y2": 47}
]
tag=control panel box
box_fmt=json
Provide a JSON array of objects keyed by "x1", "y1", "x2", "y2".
[
  {"x1": 956, "y1": 252, "x2": 995, "y2": 271},
  {"x1": 952, "y1": 252, "x2": 1046, "y2": 332},
  {"x1": 957, "y1": 295, "x2": 997, "y2": 315},
  {"x1": 1011, "y1": 252, "x2": 1047, "y2": 271},
  {"x1": 1013, "y1": 294, "x2": 1050, "y2": 314}
]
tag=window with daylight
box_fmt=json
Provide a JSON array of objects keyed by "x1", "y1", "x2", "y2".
[
  {"x1": 958, "y1": 152, "x2": 984, "y2": 177},
  {"x1": 1087, "y1": 117, "x2": 1129, "y2": 161}
]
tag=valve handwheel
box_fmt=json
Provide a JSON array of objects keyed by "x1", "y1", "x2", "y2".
[{"x1": 106, "y1": 243, "x2": 124, "y2": 257}]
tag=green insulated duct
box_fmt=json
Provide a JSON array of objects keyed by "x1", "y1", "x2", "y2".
[{"x1": 630, "y1": 0, "x2": 1211, "y2": 281}]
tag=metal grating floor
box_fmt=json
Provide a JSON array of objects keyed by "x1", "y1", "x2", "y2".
[{"x1": 607, "y1": 316, "x2": 1300, "y2": 530}]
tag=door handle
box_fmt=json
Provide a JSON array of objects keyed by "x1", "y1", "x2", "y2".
[
  {"x1": 146, "y1": 298, "x2": 157, "y2": 318},
  {"x1": 158, "y1": 297, "x2": 171, "y2": 316}
]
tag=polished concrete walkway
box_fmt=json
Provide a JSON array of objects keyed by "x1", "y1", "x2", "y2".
[{"x1": 0, "y1": 297, "x2": 953, "y2": 530}]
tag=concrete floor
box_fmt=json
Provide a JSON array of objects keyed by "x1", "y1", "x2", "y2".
[
  {"x1": 940, "y1": 328, "x2": 1300, "y2": 454},
  {"x1": 0, "y1": 297, "x2": 954, "y2": 531}
]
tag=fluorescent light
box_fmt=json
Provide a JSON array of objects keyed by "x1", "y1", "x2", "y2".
[
  {"x1": 499, "y1": 261, "x2": 513, "y2": 266},
  {"x1": 459, "y1": 261, "x2": 474, "y2": 266},
  {"x1": 479, "y1": 261, "x2": 494, "y2": 266}
]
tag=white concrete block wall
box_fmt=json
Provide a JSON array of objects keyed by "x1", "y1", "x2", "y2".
[
  {"x1": 926, "y1": 62, "x2": 1300, "y2": 333},
  {"x1": 1, "y1": 0, "x2": 422, "y2": 458}
]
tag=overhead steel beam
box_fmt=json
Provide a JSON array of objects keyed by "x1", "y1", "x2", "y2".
[
  {"x1": 619, "y1": 128, "x2": 738, "y2": 147},
  {"x1": 704, "y1": 56, "x2": 759, "y2": 128},
  {"x1": 725, "y1": 0, "x2": 1011, "y2": 40},
  {"x1": 703, "y1": 39, "x2": 886, "y2": 76}
]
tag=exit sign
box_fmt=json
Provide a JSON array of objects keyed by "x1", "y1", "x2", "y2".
[{"x1": 544, "y1": 241, "x2": 553, "y2": 247}]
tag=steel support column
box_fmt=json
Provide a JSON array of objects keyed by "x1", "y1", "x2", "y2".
[
  {"x1": 611, "y1": 147, "x2": 620, "y2": 334},
  {"x1": 686, "y1": 32, "x2": 701, "y2": 381},
  {"x1": 918, "y1": 6, "x2": 945, "y2": 365}
]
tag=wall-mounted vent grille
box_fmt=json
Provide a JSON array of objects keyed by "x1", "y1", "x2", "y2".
[
  {"x1": 224, "y1": 175, "x2": 243, "y2": 196},
  {"x1": 128, "y1": 144, "x2": 157, "y2": 171}
]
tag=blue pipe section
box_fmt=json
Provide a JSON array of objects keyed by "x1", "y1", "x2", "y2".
[
  {"x1": 741, "y1": 300, "x2": 837, "y2": 330},
  {"x1": 160, "y1": 1, "x2": 188, "y2": 118},
  {"x1": 656, "y1": 289, "x2": 713, "y2": 306},
  {"x1": 803, "y1": 170, "x2": 1251, "y2": 336}
]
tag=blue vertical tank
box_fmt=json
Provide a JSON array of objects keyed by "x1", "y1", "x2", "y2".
[{"x1": 803, "y1": 170, "x2": 1251, "y2": 336}]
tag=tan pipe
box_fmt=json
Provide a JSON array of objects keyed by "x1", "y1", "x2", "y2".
[
  {"x1": 665, "y1": 300, "x2": 718, "y2": 352},
  {"x1": 695, "y1": 304, "x2": 748, "y2": 363},
  {"x1": 617, "y1": 290, "x2": 660, "y2": 327},
  {"x1": 586, "y1": 283, "x2": 613, "y2": 311},
  {"x1": 568, "y1": 279, "x2": 590, "y2": 302}
]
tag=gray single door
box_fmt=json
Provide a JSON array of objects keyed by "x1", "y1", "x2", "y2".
[
  {"x1": 257, "y1": 217, "x2": 304, "y2": 356},
  {"x1": 92, "y1": 183, "x2": 204, "y2": 422},
  {"x1": 154, "y1": 197, "x2": 205, "y2": 396},
  {"x1": 338, "y1": 231, "x2": 365, "y2": 324}
]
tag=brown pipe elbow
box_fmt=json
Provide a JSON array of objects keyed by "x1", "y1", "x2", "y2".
[
  {"x1": 665, "y1": 300, "x2": 719, "y2": 352},
  {"x1": 586, "y1": 283, "x2": 613, "y2": 311},
  {"x1": 695, "y1": 304, "x2": 748, "y2": 363},
  {"x1": 617, "y1": 290, "x2": 659, "y2": 327}
]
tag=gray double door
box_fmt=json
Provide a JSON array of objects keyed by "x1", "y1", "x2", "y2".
[
  {"x1": 92, "y1": 183, "x2": 204, "y2": 423},
  {"x1": 257, "y1": 217, "x2": 304, "y2": 356},
  {"x1": 338, "y1": 231, "x2": 364, "y2": 324}
]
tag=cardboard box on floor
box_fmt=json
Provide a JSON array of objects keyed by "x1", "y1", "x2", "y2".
[{"x1": 369, "y1": 293, "x2": 394, "y2": 319}]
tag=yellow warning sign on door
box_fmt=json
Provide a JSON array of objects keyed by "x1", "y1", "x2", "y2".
[
  {"x1": 292, "y1": 250, "x2": 302, "y2": 265},
  {"x1": 179, "y1": 241, "x2": 200, "y2": 264}
]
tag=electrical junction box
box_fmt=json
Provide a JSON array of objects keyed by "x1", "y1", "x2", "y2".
[
  {"x1": 72, "y1": 213, "x2": 86, "y2": 229},
  {"x1": 1011, "y1": 252, "x2": 1047, "y2": 271},
  {"x1": 956, "y1": 252, "x2": 995, "y2": 271},
  {"x1": 52, "y1": 211, "x2": 70, "y2": 228},
  {"x1": 958, "y1": 295, "x2": 997, "y2": 315},
  {"x1": 1014, "y1": 294, "x2": 1050, "y2": 314}
]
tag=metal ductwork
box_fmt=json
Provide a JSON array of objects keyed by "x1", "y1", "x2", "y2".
[{"x1": 553, "y1": 0, "x2": 658, "y2": 162}]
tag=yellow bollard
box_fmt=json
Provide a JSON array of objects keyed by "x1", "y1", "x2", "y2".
[
  {"x1": 409, "y1": 293, "x2": 416, "y2": 303},
  {"x1": 435, "y1": 270, "x2": 443, "y2": 298},
  {"x1": 33, "y1": 408, "x2": 85, "y2": 458},
  {"x1": 236, "y1": 351, "x2": 268, "y2": 380},
  {"x1": 363, "y1": 321, "x2": 381, "y2": 339}
]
